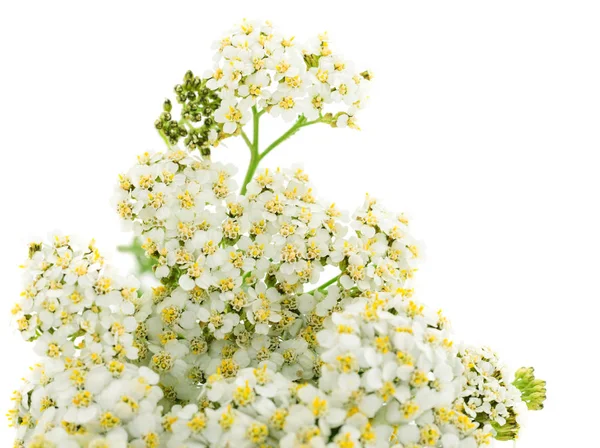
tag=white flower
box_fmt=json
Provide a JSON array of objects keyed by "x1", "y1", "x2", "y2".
[{"x1": 214, "y1": 96, "x2": 252, "y2": 134}]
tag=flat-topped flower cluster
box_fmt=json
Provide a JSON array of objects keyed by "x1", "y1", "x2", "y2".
[
  {"x1": 9, "y1": 19, "x2": 545, "y2": 448},
  {"x1": 210, "y1": 19, "x2": 371, "y2": 133}
]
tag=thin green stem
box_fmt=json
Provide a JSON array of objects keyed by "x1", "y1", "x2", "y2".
[
  {"x1": 252, "y1": 106, "x2": 260, "y2": 149},
  {"x1": 258, "y1": 116, "x2": 305, "y2": 162},
  {"x1": 259, "y1": 116, "x2": 323, "y2": 162},
  {"x1": 158, "y1": 130, "x2": 171, "y2": 149},
  {"x1": 180, "y1": 118, "x2": 199, "y2": 133},
  {"x1": 240, "y1": 149, "x2": 259, "y2": 196},
  {"x1": 239, "y1": 113, "x2": 323, "y2": 195},
  {"x1": 241, "y1": 130, "x2": 252, "y2": 149},
  {"x1": 307, "y1": 273, "x2": 341, "y2": 295},
  {"x1": 240, "y1": 107, "x2": 261, "y2": 195}
]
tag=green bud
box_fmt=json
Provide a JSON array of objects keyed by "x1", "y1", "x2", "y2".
[
  {"x1": 184, "y1": 70, "x2": 194, "y2": 81},
  {"x1": 513, "y1": 367, "x2": 547, "y2": 411},
  {"x1": 322, "y1": 112, "x2": 336, "y2": 127},
  {"x1": 491, "y1": 412, "x2": 520, "y2": 441},
  {"x1": 360, "y1": 70, "x2": 374, "y2": 81},
  {"x1": 303, "y1": 53, "x2": 320, "y2": 69},
  {"x1": 28, "y1": 242, "x2": 42, "y2": 259},
  {"x1": 163, "y1": 99, "x2": 172, "y2": 112}
]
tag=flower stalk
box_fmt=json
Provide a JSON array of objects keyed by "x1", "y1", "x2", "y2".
[{"x1": 239, "y1": 110, "x2": 322, "y2": 195}]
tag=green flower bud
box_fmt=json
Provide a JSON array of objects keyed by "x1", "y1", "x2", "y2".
[
  {"x1": 360, "y1": 70, "x2": 374, "y2": 81},
  {"x1": 513, "y1": 367, "x2": 547, "y2": 411},
  {"x1": 28, "y1": 242, "x2": 42, "y2": 259},
  {"x1": 303, "y1": 53, "x2": 320, "y2": 69},
  {"x1": 492, "y1": 411, "x2": 520, "y2": 441},
  {"x1": 163, "y1": 99, "x2": 172, "y2": 112}
]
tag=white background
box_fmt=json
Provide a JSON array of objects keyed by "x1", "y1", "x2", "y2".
[{"x1": 1, "y1": 1, "x2": 599, "y2": 446}]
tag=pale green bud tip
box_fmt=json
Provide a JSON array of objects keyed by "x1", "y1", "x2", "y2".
[{"x1": 513, "y1": 367, "x2": 547, "y2": 411}]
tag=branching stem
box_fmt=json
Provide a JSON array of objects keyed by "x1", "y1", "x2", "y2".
[{"x1": 239, "y1": 111, "x2": 323, "y2": 194}]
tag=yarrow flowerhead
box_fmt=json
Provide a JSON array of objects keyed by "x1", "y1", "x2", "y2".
[{"x1": 9, "y1": 18, "x2": 545, "y2": 448}]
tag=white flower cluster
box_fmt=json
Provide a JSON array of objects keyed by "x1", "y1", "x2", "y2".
[
  {"x1": 10, "y1": 360, "x2": 163, "y2": 448},
  {"x1": 152, "y1": 294, "x2": 493, "y2": 448},
  {"x1": 9, "y1": 19, "x2": 545, "y2": 448},
  {"x1": 8, "y1": 238, "x2": 166, "y2": 448},
  {"x1": 114, "y1": 150, "x2": 356, "y2": 407},
  {"x1": 10, "y1": 148, "x2": 501, "y2": 447},
  {"x1": 209, "y1": 19, "x2": 371, "y2": 133},
  {"x1": 114, "y1": 148, "x2": 238, "y2": 282},
  {"x1": 316, "y1": 297, "x2": 492, "y2": 448},
  {"x1": 457, "y1": 347, "x2": 527, "y2": 438},
  {"x1": 11, "y1": 237, "x2": 148, "y2": 365},
  {"x1": 337, "y1": 195, "x2": 421, "y2": 296}
]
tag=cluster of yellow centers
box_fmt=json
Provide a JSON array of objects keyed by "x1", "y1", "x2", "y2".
[
  {"x1": 336, "y1": 433, "x2": 355, "y2": 448},
  {"x1": 374, "y1": 335, "x2": 391, "y2": 353},
  {"x1": 72, "y1": 390, "x2": 92, "y2": 408},
  {"x1": 219, "y1": 406, "x2": 235, "y2": 429},
  {"x1": 160, "y1": 306, "x2": 181, "y2": 326},
  {"x1": 420, "y1": 424, "x2": 441, "y2": 446},
  {"x1": 233, "y1": 381, "x2": 255, "y2": 406},
  {"x1": 379, "y1": 381, "x2": 396, "y2": 402},
  {"x1": 218, "y1": 358, "x2": 240, "y2": 378},
  {"x1": 99, "y1": 411, "x2": 120, "y2": 429},
  {"x1": 401, "y1": 401, "x2": 419, "y2": 419},
  {"x1": 410, "y1": 370, "x2": 430, "y2": 388},
  {"x1": 177, "y1": 190, "x2": 195, "y2": 209},
  {"x1": 278, "y1": 96, "x2": 296, "y2": 110},
  {"x1": 311, "y1": 396, "x2": 328, "y2": 417},
  {"x1": 336, "y1": 353, "x2": 357, "y2": 373},
  {"x1": 224, "y1": 105, "x2": 243, "y2": 123},
  {"x1": 142, "y1": 432, "x2": 160, "y2": 448},
  {"x1": 186, "y1": 412, "x2": 207, "y2": 433},
  {"x1": 151, "y1": 351, "x2": 174, "y2": 372},
  {"x1": 247, "y1": 423, "x2": 269, "y2": 443}
]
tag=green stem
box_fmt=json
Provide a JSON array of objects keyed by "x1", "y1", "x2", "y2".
[
  {"x1": 259, "y1": 117, "x2": 323, "y2": 162},
  {"x1": 307, "y1": 273, "x2": 341, "y2": 295},
  {"x1": 252, "y1": 106, "x2": 260, "y2": 149},
  {"x1": 240, "y1": 152, "x2": 259, "y2": 196},
  {"x1": 240, "y1": 107, "x2": 261, "y2": 195},
  {"x1": 239, "y1": 113, "x2": 323, "y2": 195},
  {"x1": 241, "y1": 130, "x2": 252, "y2": 149},
  {"x1": 158, "y1": 130, "x2": 171, "y2": 149},
  {"x1": 259, "y1": 116, "x2": 304, "y2": 162}
]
